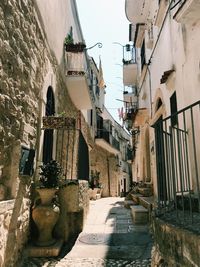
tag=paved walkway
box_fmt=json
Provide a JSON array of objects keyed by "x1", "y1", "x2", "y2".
[{"x1": 22, "y1": 197, "x2": 153, "y2": 267}]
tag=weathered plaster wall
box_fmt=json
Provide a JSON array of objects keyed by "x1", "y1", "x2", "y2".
[
  {"x1": 35, "y1": 0, "x2": 84, "y2": 65},
  {"x1": 151, "y1": 217, "x2": 200, "y2": 267}
]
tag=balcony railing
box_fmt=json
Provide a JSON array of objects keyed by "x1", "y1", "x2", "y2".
[
  {"x1": 153, "y1": 100, "x2": 200, "y2": 227},
  {"x1": 127, "y1": 147, "x2": 133, "y2": 161},
  {"x1": 122, "y1": 44, "x2": 136, "y2": 64},
  {"x1": 65, "y1": 51, "x2": 92, "y2": 109},
  {"x1": 96, "y1": 129, "x2": 120, "y2": 152}
]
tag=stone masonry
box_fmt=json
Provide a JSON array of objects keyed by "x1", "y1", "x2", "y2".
[{"x1": 0, "y1": 1, "x2": 92, "y2": 266}]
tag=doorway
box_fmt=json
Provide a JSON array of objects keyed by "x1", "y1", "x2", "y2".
[{"x1": 42, "y1": 86, "x2": 55, "y2": 164}]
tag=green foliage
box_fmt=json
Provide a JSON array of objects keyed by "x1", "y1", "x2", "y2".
[
  {"x1": 64, "y1": 26, "x2": 74, "y2": 45},
  {"x1": 89, "y1": 170, "x2": 102, "y2": 189},
  {"x1": 39, "y1": 160, "x2": 62, "y2": 188}
]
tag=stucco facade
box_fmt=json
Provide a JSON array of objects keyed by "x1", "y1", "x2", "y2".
[{"x1": 124, "y1": 0, "x2": 200, "y2": 265}]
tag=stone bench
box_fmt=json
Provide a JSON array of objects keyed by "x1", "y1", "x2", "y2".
[{"x1": 130, "y1": 205, "x2": 149, "y2": 224}]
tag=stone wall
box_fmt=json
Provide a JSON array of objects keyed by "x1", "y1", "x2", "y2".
[
  {"x1": 90, "y1": 145, "x2": 119, "y2": 197},
  {"x1": 0, "y1": 1, "x2": 49, "y2": 266},
  {"x1": 151, "y1": 217, "x2": 200, "y2": 267},
  {"x1": 0, "y1": 0, "x2": 82, "y2": 266},
  {"x1": 55, "y1": 180, "x2": 89, "y2": 242},
  {"x1": 0, "y1": 177, "x2": 31, "y2": 267}
]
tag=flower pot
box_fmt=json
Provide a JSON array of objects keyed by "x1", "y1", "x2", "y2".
[
  {"x1": 32, "y1": 188, "x2": 60, "y2": 246},
  {"x1": 65, "y1": 43, "x2": 86, "y2": 52}
]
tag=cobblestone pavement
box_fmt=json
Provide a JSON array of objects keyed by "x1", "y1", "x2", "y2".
[{"x1": 22, "y1": 197, "x2": 153, "y2": 267}]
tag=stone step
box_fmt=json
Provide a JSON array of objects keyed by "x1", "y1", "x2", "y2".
[
  {"x1": 138, "y1": 187, "x2": 153, "y2": 197},
  {"x1": 124, "y1": 200, "x2": 137, "y2": 209},
  {"x1": 139, "y1": 196, "x2": 155, "y2": 211},
  {"x1": 130, "y1": 193, "x2": 142, "y2": 204},
  {"x1": 130, "y1": 205, "x2": 149, "y2": 225}
]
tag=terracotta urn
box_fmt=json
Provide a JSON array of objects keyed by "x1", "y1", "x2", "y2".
[{"x1": 32, "y1": 188, "x2": 60, "y2": 246}]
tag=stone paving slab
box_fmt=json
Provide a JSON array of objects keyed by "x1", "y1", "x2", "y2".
[
  {"x1": 21, "y1": 197, "x2": 153, "y2": 267},
  {"x1": 55, "y1": 258, "x2": 152, "y2": 267}
]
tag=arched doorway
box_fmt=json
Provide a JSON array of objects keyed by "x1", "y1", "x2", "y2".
[{"x1": 42, "y1": 86, "x2": 55, "y2": 163}]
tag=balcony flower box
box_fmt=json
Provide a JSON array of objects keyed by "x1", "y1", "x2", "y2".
[{"x1": 65, "y1": 43, "x2": 86, "y2": 53}]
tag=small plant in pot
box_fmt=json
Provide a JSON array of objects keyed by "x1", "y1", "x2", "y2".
[
  {"x1": 39, "y1": 160, "x2": 62, "y2": 189},
  {"x1": 36, "y1": 160, "x2": 63, "y2": 206},
  {"x1": 32, "y1": 160, "x2": 62, "y2": 247}
]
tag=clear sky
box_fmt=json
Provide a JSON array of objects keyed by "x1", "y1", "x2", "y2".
[{"x1": 76, "y1": 0, "x2": 130, "y2": 123}]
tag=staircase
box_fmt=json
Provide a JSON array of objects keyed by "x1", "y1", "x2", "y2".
[{"x1": 124, "y1": 182, "x2": 154, "y2": 224}]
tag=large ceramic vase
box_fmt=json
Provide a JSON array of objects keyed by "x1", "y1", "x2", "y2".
[{"x1": 32, "y1": 188, "x2": 60, "y2": 246}]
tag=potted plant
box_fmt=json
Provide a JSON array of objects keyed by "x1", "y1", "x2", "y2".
[
  {"x1": 32, "y1": 160, "x2": 62, "y2": 246},
  {"x1": 64, "y1": 26, "x2": 86, "y2": 52},
  {"x1": 39, "y1": 160, "x2": 62, "y2": 189},
  {"x1": 88, "y1": 170, "x2": 103, "y2": 200}
]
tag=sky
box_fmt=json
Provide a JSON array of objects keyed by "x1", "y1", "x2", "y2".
[{"x1": 76, "y1": 0, "x2": 130, "y2": 123}]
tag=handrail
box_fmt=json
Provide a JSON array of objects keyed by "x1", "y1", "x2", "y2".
[{"x1": 152, "y1": 100, "x2": 200, "y2": 127}]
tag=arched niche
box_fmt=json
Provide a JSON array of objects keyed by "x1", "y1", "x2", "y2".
[{"x1": 42, "y1": 86, "x2": 55, "y2": 163}]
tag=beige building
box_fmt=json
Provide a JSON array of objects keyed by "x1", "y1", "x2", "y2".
[
  {"x1": 0, "y1": 0, "x2": 133, "y2": 266},
  {"x1": 124, "y1": 0, "x2": 200, "y2": 266}
]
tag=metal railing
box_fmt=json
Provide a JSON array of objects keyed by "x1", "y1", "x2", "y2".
[
  {"x1": 122, "y1": 44, "x2": 136, "y2": 65},
  {"x1": 153, "y1": 100, "x2": 200, "y2": 225},
  {"x1": 96, "y1": 129, "x2": 120, "y2": 151}
]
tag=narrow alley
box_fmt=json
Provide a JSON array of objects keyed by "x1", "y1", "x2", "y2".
[{"x1": 22, "y1": 197, "x2": 152, "y2": 267}]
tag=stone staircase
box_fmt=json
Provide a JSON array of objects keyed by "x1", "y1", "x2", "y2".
[{"x1": 124, "y1": 183, "x2": 154, "y2": 225}]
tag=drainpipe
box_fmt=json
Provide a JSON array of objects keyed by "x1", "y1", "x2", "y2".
[
  {"x1": 107, "y1": 155, "x2": 111, "y2": 196},
  {"x1": 147, "y1": 64, "x2": 153, "y2": 119}
]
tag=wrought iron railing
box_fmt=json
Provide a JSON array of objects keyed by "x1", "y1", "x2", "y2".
[
  {"x1": 153, "y1": 100, "x2": 200, "y2": 226},
  {"x1": 122, "y1": 44, "x2": 136, "y2": 65},
  {"x1": 96, "y1": 129, "x2": 120, "y2": 151},
  {"x1": 127, "y1": 147, "x2": 133, "y2": 161}
]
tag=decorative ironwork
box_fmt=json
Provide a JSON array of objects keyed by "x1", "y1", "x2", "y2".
[
  {"x1": 85, "y1": 42, "x2": 103, "y2": 50},
  {"x1": 42, "y1": 116, "x2": 76, "y2": 129}
]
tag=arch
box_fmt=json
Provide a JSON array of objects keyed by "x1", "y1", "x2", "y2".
[
  {"x1": 45, "y1": 86, "x2": 55, "y2": 116},
  {"x1": 42, "y1": 86, "x2": 55, "y2": 163}
]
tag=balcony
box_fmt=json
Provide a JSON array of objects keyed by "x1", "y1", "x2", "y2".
[
  {"x1": 65, "y1": 52, "x2": 92, "y2": 110},
  {"x1": 122, "y1": 44, "x2": 138, "y2": 86},
  {"x1": 123, "y1": 92, "x2": 137, "y2": 106},
  {"x1": 127, "y1": 147, "x2": 133, "y2": 162},
  {"x1": 123, "y1": 64, "x2": 137, "y2": 86},
  {"x1": 95, "y1": 130, "x2": 120, "y2": 155},
  {"x1": 173, "y1": 0, "x2": 200, "y2": 25},
  {"x1": 125, "y1": 0, "x2": 151, "y2": 24}
]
